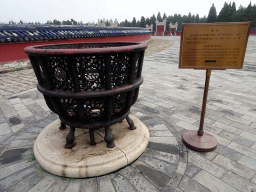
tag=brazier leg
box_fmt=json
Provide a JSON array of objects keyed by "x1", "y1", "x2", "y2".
[
  {"x1": 89, "y1": 129, "x2": 96, "y2": 146},
  {"x1": 104, "y1": 126, "x2": 115, "y2": 148},
  {"x1": 59, "y1": 121, "x2": 66, "y2": 130},
  {"x1": 65, "y1": 127, "x2": 75, "y2": 148},
  {"x1": 126, "y1": 115, "x2": 136, "y2": 130}
]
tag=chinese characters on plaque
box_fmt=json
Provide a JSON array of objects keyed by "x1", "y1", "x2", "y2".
[{"x1": 179, "y1": 22, "x2": 251, "y2": 69}]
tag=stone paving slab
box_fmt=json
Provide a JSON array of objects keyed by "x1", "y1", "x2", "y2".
[{"x1": 0, "y1": 36, "x2": 256, "y2": 191}]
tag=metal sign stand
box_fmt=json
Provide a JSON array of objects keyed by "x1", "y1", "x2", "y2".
[
  {"x1": 182, "y1": 69, "x2": 218, "y2": 152},
  {"x1": 179, "y1": 22, "x2": 251, "y2": 152}
]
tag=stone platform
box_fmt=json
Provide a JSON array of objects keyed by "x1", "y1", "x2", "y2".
[
  {"x1": 1, "y1": 36, "x2": 256, "y2": 191},
  {"x1": 34, "y1": 115, "x2": 149, "y2": 178}
]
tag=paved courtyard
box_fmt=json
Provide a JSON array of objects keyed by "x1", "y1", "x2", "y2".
[{"x1": 0, "y1": 36, "x2": 256, "y2": 191}]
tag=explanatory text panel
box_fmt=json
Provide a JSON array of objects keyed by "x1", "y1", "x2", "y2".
[{"x1": 179, "y1": 22, "x2": 251, "y2": 69}]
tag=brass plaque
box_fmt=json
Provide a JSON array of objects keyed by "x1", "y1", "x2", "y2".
[{"x1": 179, "y1": 22, "x2": 251, "y2": 69}]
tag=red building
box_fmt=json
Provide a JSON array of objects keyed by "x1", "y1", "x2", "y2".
[{"x1": 155, "y1": 19, "x2": 167, "y2": 36}]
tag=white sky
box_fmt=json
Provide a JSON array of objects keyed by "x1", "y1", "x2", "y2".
[{"x1": 1, "y1": 0, "x2": 255, "y2": 24}]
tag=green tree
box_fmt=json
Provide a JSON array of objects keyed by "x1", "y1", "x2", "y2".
[
  {"x1": 231, "y1": 2, "x2": 236, "y2": 12},
  {"x1": 235, "y1": 5, "x2": 246, "y2": 21},
  {"x1": 183, "y1": 15, "x2": 188, "y2": 24},
  {"x1": 207, "y1": 4, "x2": 217, "y2": 23},
  {"x1": 244, "y1": 2, "x2": 254, "y2": 21},
  {"x1": 150, "y1": 14, "x2": 156, "y2": 31},
  {"x1": 62, "y1": 20, "x2": 72, "y2": 25},
  {"x1": 131, "y1": 17, "x2": 137, "y2": 27},
  {"x1": 196, "y1": 14, "x2": 200, "y2": 23},
  {"x1": 173, "y1": 14, "x2": 178, "y2": 23},
  {"x1": 124, "y1": 19, "x2": 130, "y2": 27},
  {"x1": 166, "y1": 15, "x2": 173, "y2": 31},
  {"x1": 167, "y1": 15, "x2": 173, "y2": 24},
  {"x1": 145, "y1": 18, "x2": 151, "y2": 26},
  {"x1": 136, "y1": 20, "x2": 141, "y2": 27},
  {"x1": 9, "y1": 20, "x2": 16, "y2": 24},
  {"x1": 191, "y1": 14, "x2": 196, "y2": 23},
  {"x1": 252, "y1": 4, "x2": 256, "y2": 27},
  {"x1": 119, "y1": 21, "x2": 124, "y2": 27},
  {"x1": 200, "y1": 16, "x2": 207, "y2": 23},
  {"x1": 230, "y1": 2, "x2": 237, "y2": 21},
  {"x1": 71, "y1": 19, "x2": 77, "y2": 25},
  {"x1": 105, "y1": 20, "x2": 110, "y2": 26},
  {"x1": 46, "y1": 20, "x2": 52, "y2": 24},
  {"x1": 177, "y1": 14, "x2": 182, "y2": 30},
  {"x1": 53, "y1": 19, "x2": 61, "y2": 25},
  {"x1": 187, "y1": 12, "x2": 192, "y2": 23},
  {"x1": 217, "y1": 2, "x2": 233, "y2": 22},
  {"x1": 140, "y1": 16, "x2": 146, "y2": 28},
  {"x1": 157, "y1": 12, "x2": 162, "y2": 22},
  {"x1": 163, "y1": 13, "x2": 167, "y2": 20}
]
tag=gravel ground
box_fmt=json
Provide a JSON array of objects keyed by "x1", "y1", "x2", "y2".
[{"x1": 145, "y1": 37, "x2": 172, "y2": 57}]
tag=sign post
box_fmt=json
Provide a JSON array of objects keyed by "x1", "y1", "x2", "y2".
[{"x1": 179, "y1": 22, "x2": 251, "y2": 152}]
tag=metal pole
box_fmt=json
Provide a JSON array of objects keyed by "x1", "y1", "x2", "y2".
[{"x1": 198, "y1": 69, "x2": 211, "y2": 136}]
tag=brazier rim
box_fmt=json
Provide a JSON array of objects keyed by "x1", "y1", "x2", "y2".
[{"x1": 24, "y1": 42, "x2": 148, "y2": 56}]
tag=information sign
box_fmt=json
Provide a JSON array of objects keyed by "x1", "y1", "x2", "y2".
[{"x1": 179, "y1": 22, "x2": 251, "y2": 69}]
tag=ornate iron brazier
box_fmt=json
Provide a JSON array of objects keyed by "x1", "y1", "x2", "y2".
[{"x1": 25, "y1": 42, "x2": 147, "y2": 148}]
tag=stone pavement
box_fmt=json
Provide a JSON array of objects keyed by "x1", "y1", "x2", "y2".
[{"x1": 0, "y1": 36, "x2": 256, "y2": 191}]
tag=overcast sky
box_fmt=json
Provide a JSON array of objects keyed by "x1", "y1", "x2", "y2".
[{"x1": 1, "y1": 0, "x2": 255, "y2": 24}]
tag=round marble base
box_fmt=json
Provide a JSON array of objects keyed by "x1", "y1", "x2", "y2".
[{"x1": 34, "y1": 115, "x2": 149, "y2": 178}]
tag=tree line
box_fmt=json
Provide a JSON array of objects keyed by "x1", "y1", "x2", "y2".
[
  {"x1": 8, "y1": 19, "x2": 84, "y2": 26},
  {"x1": 207, "y1": 2, "x2": 256, "y2": 27},
  {"x1": 119, "y1": 13, "x2": 206, "y2": 31},
  {"x1": 7, "y1": 2, "x2": 256, "y2": 30},
  {"x1": 120, "y1": 2, "x2": 256, "y2": 30}
]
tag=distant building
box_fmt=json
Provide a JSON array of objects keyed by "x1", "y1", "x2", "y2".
[
  {"x1": 155, "y1": 19, "x2": 167, "y2": 36},
  {"x1": 146, "y1": 24, "x2": 153, "y2": 31},
  {"x1": 98, "y1": 19, "x2": 106, "y2": 27},
  {"x1": 166, "y1": 22, "x2": 178, "y2": 36},
  {"x1": 88, "y1": 22, "x2": 96, "y2": 26},
  {"x1": 110, "y1": 19, "x2": 118, "y2": 27}
]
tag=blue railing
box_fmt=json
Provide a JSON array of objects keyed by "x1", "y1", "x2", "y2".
[{"x1": 0, "y1": 24, "x2": 151, "y2": 43}]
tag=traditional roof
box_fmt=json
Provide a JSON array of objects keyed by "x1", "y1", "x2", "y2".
[{"x1": 0, "y1": 24, "x2": 152, "y2": 43}]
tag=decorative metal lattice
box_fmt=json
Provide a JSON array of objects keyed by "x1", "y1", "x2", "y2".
[
  {"x1": 59, "y1": 98, "x2": 78, "y2": 117},
  {"x1": 111, "y1": 53, "x2": 130, "y2": 87},
  {"x1": 46, "y1": 56, "x2": 75, "y2": 91},
  {"x1": 134, "y1": 57, "x2": 140, "y2": 80},
  {"x1": 59, "y1": 97, "x2": 105, "y2": 123},
  {"x1": 112, "y1": 93, "x2": 127, "y2": 115},
  {"x1": 75, "y1": 56, "x2": 106, "y2": 91},
  {"x1": 83, "y1": 99, "x2": 105, "y2": 121}
]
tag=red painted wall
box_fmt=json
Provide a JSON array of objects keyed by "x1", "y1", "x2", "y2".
[
  {"x1": 0, "y1": 34, "x2": 151, "y2": 63},
  {"x1": 165, "y1": 28, "x2": 177, "y2": 36},
  {"x1": 166, "y1": 28, "x2": 171, "y2": 36},
  {"x1": 173, "y1": 28, "x2": 176, "y2": 35},
  {"x1": 156, "y1": 25, "x2": 164, "y2": 36}
]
